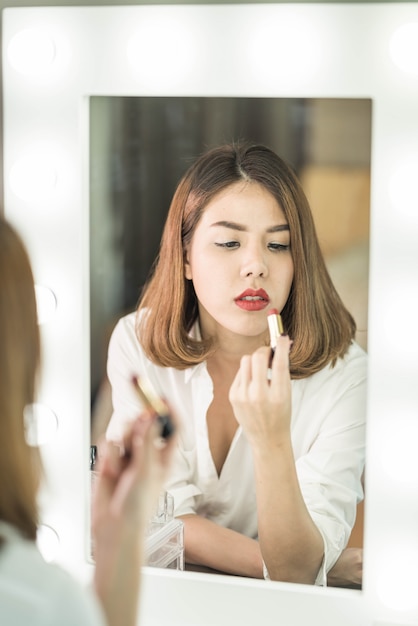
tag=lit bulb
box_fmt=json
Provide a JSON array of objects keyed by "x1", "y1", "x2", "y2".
[
  {"x1": 126, "y1": 16, "x2": 194, "y2": 85},
  {"x1": 390, "y1": 22, "x2": 418, "y2": 76},
  {"x1": 247, "y1": 13, "x2": 321, "y2": 84},
  {"x1": 7, "y1": 28, "x2": 56, "y2": 77},
  {"x1": 376, "y1": 543, "x2": 418, "y2": 611},
  {"x1": 36, "y1": 524, "x2": 60, "y2": 563},
  {"x1": 24, "y1": 403, "x2": 58, "y2": 447},
  {"x1": 389, "y1": 159, "x2": 418, "y2": 222},
  {"x1": 379, "y1": 414, "x2": 418, "y2": 484},
  {"x1": 9, "y1": 153, "x2": 57, "y2": 203},
  {"x1": 35, "y1": 285, "x2": 57, "y2": 325},
  {"x1": 378, "y1": 280, "x2": 418, "y2": 365}
]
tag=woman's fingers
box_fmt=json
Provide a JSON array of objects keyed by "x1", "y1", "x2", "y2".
[
  {"x1": 270, "y1": 335, "x2": 291, "y2": 372},
  {"x1": 269, "y1": 335, "x2": 292, "y2": 392},
  {"x1": 249, "y1": 347, "x2": 271, "y2": 389},
  {"x1": 231, "y1": 341, "x2": 290, "y2": 397},
  {"x1": 229, "y1": 338, "x2": 292, "y2": 445}
]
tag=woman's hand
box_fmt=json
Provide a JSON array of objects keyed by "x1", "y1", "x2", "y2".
[
  {"x1": 327, "y1": 547, "x2": 363, "y2": 588},
  {"x1": 230, "y1": 336, "x2": 324, "y2": 583},
  {"x1": 229, "y1": 336, "x2": 292, "y2": 449},
  {"x1": 92, "y1": 410, "x2": 177, "y2": 626},
  {"x1": 92, "y1": 411, "x2": 175, "y2": 537}
]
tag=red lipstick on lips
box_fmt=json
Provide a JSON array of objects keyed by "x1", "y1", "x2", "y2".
[{"x1": 235, "y1": 288, "x2": 270, "y2": 312}]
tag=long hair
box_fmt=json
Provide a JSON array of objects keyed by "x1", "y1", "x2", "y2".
[
  {"x1": 138, "y1": 143, "x2": 356, "y2": 377},
  {"x1": 0, "y1": 217, "x2": 40, "y2": 542}
]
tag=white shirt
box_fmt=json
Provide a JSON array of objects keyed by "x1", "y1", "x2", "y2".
[
  {"x1": 0, "y1": 522, "x2": 105, "y2": 626},
  {"x1": 107, "y1": 312, "x2": 367, "y2": 585}
]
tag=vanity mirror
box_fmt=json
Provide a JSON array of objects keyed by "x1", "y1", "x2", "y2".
[{"x1": 3, "y1": 5, "x2": 418, "y2": 626}]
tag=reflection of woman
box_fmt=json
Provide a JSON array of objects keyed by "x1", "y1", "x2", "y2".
[
  {"x1": 106, "y1": 143, "x2": 366, "y2": 585},
  {"x1": 0, "y1": 216, "x2": 176, "y2": 626}
]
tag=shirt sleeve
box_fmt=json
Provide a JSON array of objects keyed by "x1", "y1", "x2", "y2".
[
  {"x1": 106, "y1": 314, "x2": 147, "y2": 442},
  {"x1": 165, "y1": 445, "x2": 203, "y2": 516},
  {"x1": 295, "y1": 352, "x2": 367, "y2": 585}
]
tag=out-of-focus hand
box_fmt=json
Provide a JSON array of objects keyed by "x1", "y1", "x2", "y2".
[
  {"x1": 92, "y1": 410, "x2": 177, "y2": 626},
  {"x1": 92, "y1": 409, "x2": 177, "y2": 544},
  {"x1": 229, "y1": 336, "x2": 292, "y2": 449},
  {"x1": 327, "y1": 547, "x2": 363, "y2": 588}
]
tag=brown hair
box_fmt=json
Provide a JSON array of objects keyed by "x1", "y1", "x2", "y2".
[
  {"x1": 0, "y1": 217, "x2": 40, "y2": 542},
  {"x1": 138, "y1": 143, "x2": 356, "y2": 378}
]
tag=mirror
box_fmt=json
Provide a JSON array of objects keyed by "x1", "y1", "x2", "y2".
[{"x1": 3, "y1": 4, "x2": 418, "y2": 626}]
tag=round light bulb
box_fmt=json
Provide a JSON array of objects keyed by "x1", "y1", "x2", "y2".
[
  {"x1": 24, "y1": 403, "x2": 58, "y2": 447},
  {"x1": 9, "y1": 154, "x2": 57, "y2": 203},
  {"x1": 390, "y1": 22, "x2": 418, "y2": 76},
  {"x1": 36, "y1": 524, "x2": 60, "y2": 563},
  {"x1": 126, "y1": 17, "x2": 193, "y2": 85},
  {"x1": 379, "y1": 415, "x2": 418, "y2": 484},
  {"x1": 376, "y1": 544, "x2": 418, "y2": 612},
  {"x1": 7, "y1": 28, "x2": 56, "y2": 77},
  {"x1": 247, "y1": 13, "x2": 321, "y2": 84},
  {"x1": 35, "y1": 285, "x2": 57, "y2": 325},
  {"x1": 389, "y1": 159, "x2": 418, "y2": 222}
]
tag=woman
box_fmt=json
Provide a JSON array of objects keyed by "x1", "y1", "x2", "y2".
[
  {"x1": 106, "y1": 143, "x2": 366, "y2": 586},
  {"x1": 0, "y1": 216, "x2": 176, "y2": 626}
]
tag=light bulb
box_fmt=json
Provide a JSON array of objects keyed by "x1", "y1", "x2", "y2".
[
  {"x1": 379, "y1": 413, "x2": 418, "y2": 484},
  {"x1": 126, "y1": 16, "x2": 194, "y2": 86},
  {"x1": 389, "y1": 158, "x2": 418, "y2": 222},
  {"x1": 24, "y1": 403, "x2": 58, "y2": 447},
  {"x1": 247, "y1": 12, "x2": 321, "y2": 85},
  {"x1": 7, "y1": 28, "x2": 56, "y2": 77},
  {"x1": 36, "y1": 524, "x2": 60, "y2": 562},
  {"x1": 376, "y1": 543, "x2": 418, "y2": 612},
  {"x1": 35, "y1": 285, "x2": 57, "y2": 325},
  {"x1": 390, "y1": 22, "x2": 418, "y2": 76},
  {"x1": 9, "y1": 153, "x2": 57, "y2": 203}
]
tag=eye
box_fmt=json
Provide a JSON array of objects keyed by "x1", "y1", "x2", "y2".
[
  {"x1": 268, "y1": 242, "x2": 290, "y2": 252},
  {"x1": 215, "y1": 241, "x2": 240, "y2": 249}
]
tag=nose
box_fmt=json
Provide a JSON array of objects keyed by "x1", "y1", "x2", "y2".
[{"x1": 239, "y1": 247, "x2": 268, "y2": 278}]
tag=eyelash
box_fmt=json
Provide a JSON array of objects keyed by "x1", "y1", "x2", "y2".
[{"x1": 215, "y1": 241, "x2": 290, "y2": 252}]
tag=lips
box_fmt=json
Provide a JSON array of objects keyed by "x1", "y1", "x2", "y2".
[{"x1": 235, "y1": 289, "x2": 270, "y2": 312}]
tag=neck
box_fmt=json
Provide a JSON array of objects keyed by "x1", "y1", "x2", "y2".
[{"x1": 207, "y1": 332, "x2": 269, "y2": 372}]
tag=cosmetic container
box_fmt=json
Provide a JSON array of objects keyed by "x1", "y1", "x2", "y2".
[
  {"x1": 145, "y1": 491, "x2": 184, "y2": 570},
  {"x1": 145, "y1": 517, "x2": 184, "y2": 570}
]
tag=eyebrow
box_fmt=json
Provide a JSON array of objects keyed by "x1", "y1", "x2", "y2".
[{"x1": 210, "y1": 220, "x2": 290, "y2": 233}]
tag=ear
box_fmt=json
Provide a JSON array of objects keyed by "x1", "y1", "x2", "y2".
[{"x1": 184, "y1": 248, "x2": 192, "y2": 280}]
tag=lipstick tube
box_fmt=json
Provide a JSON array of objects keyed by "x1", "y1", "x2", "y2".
[
  {"x1": 132, "y1": 376, "x2": 175, "y2": 440},
  {"x1": 267, "y1": 308, "x2": 284, "y2": 350}
]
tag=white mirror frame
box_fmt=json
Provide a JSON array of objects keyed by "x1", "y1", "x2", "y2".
[{"x1": 3, "y1": 5, "x2": 418, "y2": 626}]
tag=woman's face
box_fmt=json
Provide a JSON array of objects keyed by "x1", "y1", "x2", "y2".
[{"x1": 184, "y1": 181, "x2": 294, "y2": 344}]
